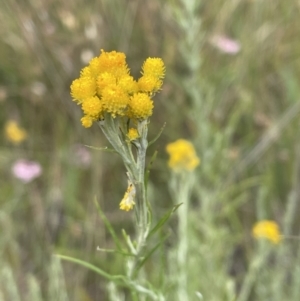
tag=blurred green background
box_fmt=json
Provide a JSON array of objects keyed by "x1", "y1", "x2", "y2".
[{"x1": 1, "y1": 0, "x2": 300, "y2": 300}]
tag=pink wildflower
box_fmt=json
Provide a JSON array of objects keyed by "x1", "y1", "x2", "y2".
[
  {"x1": 210, "y1": 35, "x2": 241, "y2": 54},
  {"x1": 12, "y1": 159, "x2": 42, "y2": 183}
]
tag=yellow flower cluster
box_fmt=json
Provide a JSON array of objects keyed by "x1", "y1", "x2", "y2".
[
  {"x1": 252, "y1": 220, "x2": 281, "y2": 244},
  {"x1": 4, "y1": 120, "x2": 28, "y2": 144},
  {"x1": 70, "y1": 50, "x2": 165, "y2": 128},
  {"x1": 166, "y1": 139, "x2": 200, "y2": 172}
]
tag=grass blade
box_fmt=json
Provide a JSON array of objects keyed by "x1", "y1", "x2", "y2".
[
  {"x1": 94, "y1": 197, "x2": 123, "y2": 251},
  {"x1": 55, "y1": 254, "x2": 127, "y2": 284},
  {"x1": 147, "y1": 203, "x2": 182, "y2": 239}
]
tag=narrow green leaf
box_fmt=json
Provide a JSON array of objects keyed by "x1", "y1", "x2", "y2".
[
  {"x1": 145, "y1": 150, "x2": 158, "y2": 226},
  {"x1": 133, "y1": 234, "x2": 169, "y2": 277},
  {"x1": 55, "y1": 254, "x2": 127, "y2": 284},
  {"x1": 96, "y1": 247, "x2": 135, "y2": 257},
  {"x1": 158, "y1": 230, "x2": 167, "y2": 289},
  {"x1": 148, "y1": 122, "x2": 166, "y2": 146},
  {"x1": 122, "y1": 229, "x2": 136, "y2": 254},
  {"x1": 147, "y1": 203, "x2": 182, "y2": 239},
  {"x1": 145, "y1": 150, "x2": 158, "y2": 189},
  {"x1": 84, "y1": 144, "x2": 117, "y2": 153},
  {"x1": 146, "y1": 205, "x2": 153, "y2": 236},
  {"x1": 94, "y1": 198, "x2": 123, "y2": 251}
]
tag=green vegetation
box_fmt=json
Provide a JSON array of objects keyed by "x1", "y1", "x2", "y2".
[{"x1": 1, "y1": 0, "x2": 300, "y2": 300}]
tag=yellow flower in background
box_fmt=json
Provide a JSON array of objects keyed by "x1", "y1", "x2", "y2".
[
  {"x1": 127, "y1": 128, "x2": 139, "y2": 141},
  {"x1": 120, "y1": 182, "x2": 136, "y2": 211},
  {"x1": 4, "y1": 120, "x2": 28, "y2": 144},
  {"x1": 166, "y1": 139, "x2": 200, "y2": 172},
  {"x1": 252, "y1": 220, "x2": 281, "y2": 244},
  {"x1": 70, "y1": 50, "x2": 165, "y2": 128}
]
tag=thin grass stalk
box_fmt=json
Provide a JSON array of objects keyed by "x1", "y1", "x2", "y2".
[
  {"x1": 107, "y1": 282, "x2": 125, "y2": 301},
  {"x1": 283, "y1": 139, "x2": 300, "y2": 236},
  {"x1": 273, "y1": 137, "x2": 300, "y2": 301},
  {"x1": 236, "y1": 245, "x2": 270, "y2": 301},
  {"x1": 27, "y1": 275, "x2": 43, "y2": 301},
  {"x1": 291, "y1": 240, "x2": 300, "y2": 300},
  {"x1": 48, "y1": 257, "x2": 69, "y2": 301},
  {"x1": 169, "y1": 172, "x2": 194, "y2": 300},
  {"x1": 176, "y1": 175, "x2": 190, "y2": 300},
  {"x1": 0, "y1": 265, "x2": 21, "y2": 301}
]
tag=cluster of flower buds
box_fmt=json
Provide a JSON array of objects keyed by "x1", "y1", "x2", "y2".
[{"x1": 71, "y1": 50, "x2": 165, "y2": 128}]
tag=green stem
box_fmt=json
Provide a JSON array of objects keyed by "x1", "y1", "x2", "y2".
[
  {"x1": 236, "y1": 247, "x2": 269, "y2": 301},
  {"x1": 135, "y1": 120, "x2": 149, "y2": 249},
  {"x1": 98, "y1": 117, "x2": 150, "y2": 284},
  {"x1": 127, "y1": 120, "x2": 149, "y2": 279},
  {"x1": 176, "y1": 173, "x2": 191, "y2": 300},
  {"x1": 99, "y1": 116, "x2": 137, "y2": 176}
]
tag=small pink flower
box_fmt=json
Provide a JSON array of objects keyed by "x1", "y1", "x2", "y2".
[
  {"x1": 210, "y1": 35, "x2": 241, "y2": 54},
  {"x1": 12, "y1": 159, "x2": 42, "y2": 183}
]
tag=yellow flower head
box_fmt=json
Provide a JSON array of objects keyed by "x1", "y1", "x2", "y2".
[
  {"x1": 138, "y1": 75, "x2": 163, "y2": 94},
  {"x1": 118, "y1": 75, "x2": 139, "y2": 95},
  {"x1": 142, "y1": 58, "x2": 165, "y2": 79},
  {"x1": 166, "y1": 139, "x2": 200, "y2": 172},
  {"x1": 120, "y1": 182, "x2": 136, "y2": 211},
  {"x1": 70, "y1": 77, "x2": 96, "y2": 103},
  {"x1": 127, "y1": 128, "x2": 139, "y2": 141},
  {"x1": 252, "y1": 220, "x2": 281, "y2": 244},
  {"x1": 81, "y1": 116, "x2": 94, "y2": 128},
  {"x1": 5, "y1": 120, "x2": 28, "y2": 144},
  {"x1": 101, "y1": 84, "x2": 129, "y2": 117},
  {"x1": 80, "y1": 66, "x2": 93, "y2": 78},
  {"x1": 96, "y1": 72, "x2": 117, "y2": 95},
  {"x1": 81, "y1": 96, "x2": 103, "y2": 118},
  {"x1": 70, "y1": 50, "x2": 165, "y2": 127},
  {"x1": 128, "y1": 93, "x2": 154, "y2": 119},
  {"x1": 89, "y1": 50, "x2": 128, "y2": 78}
]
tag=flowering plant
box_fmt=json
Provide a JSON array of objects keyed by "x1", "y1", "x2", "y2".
[
  {"x1": 58, "y1": 50, "x2": 171, "y2": 300},
  {"x1": 166, "y1": 139, "x2": 200, "y2": 300}
]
